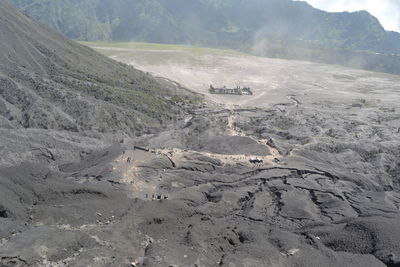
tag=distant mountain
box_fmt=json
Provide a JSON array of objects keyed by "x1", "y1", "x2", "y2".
[
  {"x1": 8, "y1": 0, "x2": 400, "y2": 55},
  {"x1": 0, "y1": 0, "x2": 199, "y2": 137}
]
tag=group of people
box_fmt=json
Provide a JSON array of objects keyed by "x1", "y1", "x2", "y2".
[{"x1": 145, "y1": 193, "x2": 168, "y2": 201}]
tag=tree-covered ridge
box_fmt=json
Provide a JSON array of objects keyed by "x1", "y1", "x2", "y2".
[{"x1": 8, "y1": 0, "x2": 400, "y2": 55}]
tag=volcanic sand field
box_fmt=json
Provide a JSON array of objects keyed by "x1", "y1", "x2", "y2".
[{"x1": 85, "y1": 41, "x2": 400, "y2": 109}]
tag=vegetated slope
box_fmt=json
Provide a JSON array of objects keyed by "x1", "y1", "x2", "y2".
[
  {"x1": 0, "y1": 0, "x2": 200, "y2": 136},
  {"x1": 8, "y1": 0, "x2": 400, "y2": 75},
  {"x1": 8, "y1": 0, "x2": 400, "y2": 55}
]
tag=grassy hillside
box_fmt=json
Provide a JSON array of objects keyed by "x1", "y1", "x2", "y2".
[{"x1": 8, "y1": 0, "x2": 400, "y2": 55}]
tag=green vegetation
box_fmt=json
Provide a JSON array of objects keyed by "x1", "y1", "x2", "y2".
[
  {"x1": 9, "y1": 0, "x2": 400, "y2": 75},
  {"x1": 80, "y1": 41, "x2": 244, "y2": 67},
  {"x1": 9, "y1": 0, "x2": 400, "y2": 55},
  {"x1": 82, "y1": 41, "x2": 242, "y2": 55}
]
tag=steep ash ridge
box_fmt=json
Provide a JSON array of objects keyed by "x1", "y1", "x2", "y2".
[{"x1": 0, "y1": 0, "x2": 199, "y2": 136}]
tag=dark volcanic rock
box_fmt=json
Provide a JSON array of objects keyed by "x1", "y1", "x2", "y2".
[{"x1": 0, "y1": 226, "x2": 98, "y2": 266}]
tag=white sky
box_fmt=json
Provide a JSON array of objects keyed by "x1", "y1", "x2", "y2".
[{"x1": 301, "y1": 0, "x2": 400, "y2": 32}]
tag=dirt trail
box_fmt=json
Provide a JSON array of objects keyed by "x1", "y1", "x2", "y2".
[
  {"x1": 109, "y1": 96, "x2": 284, "y2": 200},
  {"x1": 226, "y1": 104, "x2": 281, "y2": 161},
  {"x1": 112, "y1": 117, "x2": 282, "y2": 200},
  {"x1": 111, "y1": 150, "x2": 162, "y2": 199}
]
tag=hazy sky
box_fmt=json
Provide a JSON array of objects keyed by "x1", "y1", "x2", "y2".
[{"x1": 302, "y1": 0, "x2": 400, "y2": 32}]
